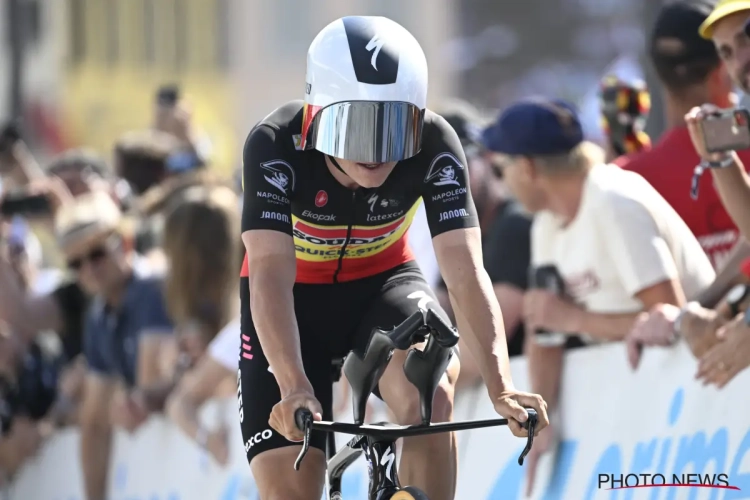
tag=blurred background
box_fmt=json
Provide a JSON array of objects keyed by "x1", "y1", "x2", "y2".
[{"x1": 0, "y1": 0, "x2": 661, "y2": 170}]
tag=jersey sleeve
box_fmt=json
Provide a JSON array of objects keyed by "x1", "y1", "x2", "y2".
[
  {"x1": 241, "y1": 125, "x2": 295, "y2": 235},
  {"x1": 420, "y1": 116, "x2": 480, "y2": 237}
]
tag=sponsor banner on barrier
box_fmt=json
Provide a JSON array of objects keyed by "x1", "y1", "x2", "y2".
[
  {"x1": 9, "y1": 343, "x2": 750, "y2": 499},
  {"x1": 457, "y1": 342, "x2": 750, "y2": 499}
]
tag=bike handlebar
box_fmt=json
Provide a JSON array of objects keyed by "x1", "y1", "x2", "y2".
[
  {"x1": 387, "y1": 309, "x2": 460, "y2": 350},
  {"x1": 293, "y1": 407, "x2": 539, "y2": 471}
]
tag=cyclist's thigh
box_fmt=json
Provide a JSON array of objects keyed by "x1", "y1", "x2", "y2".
[
  {"x1": 238, "y1": 278, "x2": 332, "y2": 494},
  {"x1": 352, "y1": 262, "x2": 452, "y2": 349},
  {"x1": 351, "y1": 262, "x2": 457, "y2": 394}
]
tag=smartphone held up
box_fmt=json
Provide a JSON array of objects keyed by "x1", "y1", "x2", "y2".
[{"x1": 700, "y1": 108, "x2": 750, "y2": 153}]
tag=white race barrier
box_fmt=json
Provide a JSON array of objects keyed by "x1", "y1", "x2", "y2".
[{"x1": 9, "y1": 342, "x2": 750, "y2": 499}]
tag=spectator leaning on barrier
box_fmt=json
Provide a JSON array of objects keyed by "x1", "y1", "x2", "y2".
[
  {"x1": 483, "y1": 98, "x2": 716, "y2": 494},
  {"x1": 664, "y1": 0, "x2": 750, "y2": 388},
  {"x1": 616, "y1": 0, "x2": 750, "y2": 286},
  {"x1": 56, "y1": 191, "x2": 174, "y2": 500},
  {"x1": 625, "y1": 1, "x2": 750, "y2": 379}
]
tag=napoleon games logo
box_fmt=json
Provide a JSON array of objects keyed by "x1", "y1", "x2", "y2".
[
  {"x1": 597, "y1": 473, "x2": 739, "y2": 492},
  {"x1": 425, "y1": 152, "x2": 463, "y2": 187},
  {"x1": 260, "y1": 160, "x2": 295, "y2": 195}
]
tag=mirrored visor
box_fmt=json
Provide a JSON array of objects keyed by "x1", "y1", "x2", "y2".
[{"x1": 309, "y1": 101, "x2": 425, "y2": 163}]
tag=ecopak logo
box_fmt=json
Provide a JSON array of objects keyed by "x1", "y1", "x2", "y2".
[{"x1": 597, "y1": 473, "x2": 739, "y2": 491}]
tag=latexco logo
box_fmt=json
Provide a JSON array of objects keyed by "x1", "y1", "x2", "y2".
[
  {"x1": 597, "y1": 473, "x2": 739, "y2": 492},
  {"x1": 245, "y1": 429, "x2": 273, "y2": 452}
]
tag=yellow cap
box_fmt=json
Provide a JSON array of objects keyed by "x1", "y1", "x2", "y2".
[{"x1": 699, "y1": 0, "x2": 750, "y2": 39}]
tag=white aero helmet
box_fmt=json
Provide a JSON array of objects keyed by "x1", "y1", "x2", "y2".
[{"x1": 300, "y1": 16, "x2": 428, "y2": 163}]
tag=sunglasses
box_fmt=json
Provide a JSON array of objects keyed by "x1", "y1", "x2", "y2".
[
  {"x1": 66, "y1": 236, "x2": 120, "y2": 271},
  {"x1": 66, "y1": 246, "x2": 108, "y2": 271}
]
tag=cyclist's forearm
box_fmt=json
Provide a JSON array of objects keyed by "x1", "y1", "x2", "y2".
[
  {"x1": 447, "y1": 271, "x2": 514, "y2": 394},
  {"x1": 711, "y1": 154, "x2": 750, "y2": 241},
  {"x1": 249, "y1": 271, "x2": 309, "y2": 394}
]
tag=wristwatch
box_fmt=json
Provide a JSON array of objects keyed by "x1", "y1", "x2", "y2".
[{"x1": 726, "y1": 283, "x2": 750, "y2": 317}]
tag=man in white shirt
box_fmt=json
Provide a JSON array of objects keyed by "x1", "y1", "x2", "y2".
[{"x1": 482, "y1": 97, "x2": 715, "y2": 495}]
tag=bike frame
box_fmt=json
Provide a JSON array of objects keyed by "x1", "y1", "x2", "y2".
[{"x1": 325, "y1": 431, "x2": 399, "y2": 499}]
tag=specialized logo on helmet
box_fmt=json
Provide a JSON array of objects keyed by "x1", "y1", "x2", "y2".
[
  {"x1": 260, "y1": 160, "x2": 296, "y2": 195},
  {"x1": 366, "y1": 35, "x2": 385, "y2": 70},
  {"x1": 342, "y1": 17, "x2": 399, "y2": 85},
  {"x1": 425, "y1": 152, "x2": 463, "y2": 187}
]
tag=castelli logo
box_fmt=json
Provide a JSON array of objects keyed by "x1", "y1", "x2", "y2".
[{"x1": 315, "y1": 190, "x2": 328, "y2": 207}]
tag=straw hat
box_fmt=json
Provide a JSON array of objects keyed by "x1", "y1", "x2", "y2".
[{"x1": 55, "y1": 191, "x2": 123, "y2": 251}]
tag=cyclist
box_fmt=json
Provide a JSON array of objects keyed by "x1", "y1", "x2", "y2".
[{"x1": 239, "y1": 16, "x2": 549, "y2": 500}]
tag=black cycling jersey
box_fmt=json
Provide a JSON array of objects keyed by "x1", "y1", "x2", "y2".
[{"x1": 240, "y1": 100, "x2": 479, "y2": 283}]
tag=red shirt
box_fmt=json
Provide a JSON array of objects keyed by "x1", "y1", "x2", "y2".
[{"x1": 615, "y1": 126, "x2": 750, "y2": 269}]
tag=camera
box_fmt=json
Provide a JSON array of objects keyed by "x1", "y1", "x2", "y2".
[{"x1": 700, "y1": 108, "x2": 750, "y2": 153}]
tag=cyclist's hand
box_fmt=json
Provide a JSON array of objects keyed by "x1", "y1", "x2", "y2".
[
  {"x1": 491, "y1": 389, "x2": 549, "y2": 438},
  {"x1": 269, "y1": 386, "x2": 323, "y2": 442}
]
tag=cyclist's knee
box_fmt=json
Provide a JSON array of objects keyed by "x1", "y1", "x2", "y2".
[
  {"x1": 390, "y1": 379, "x2": 455, "y2": 425},
  {"x1": 251, "y1": 447, "x2": 326, "y2": 500}
]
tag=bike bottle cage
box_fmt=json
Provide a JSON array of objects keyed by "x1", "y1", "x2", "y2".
[{"x1": 344, "y1": 308, "x2": 460, "y2": 424}]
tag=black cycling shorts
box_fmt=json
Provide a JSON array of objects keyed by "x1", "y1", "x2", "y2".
[{"x1": 237, "y1": 261, "x2": 451, "y2": 464}]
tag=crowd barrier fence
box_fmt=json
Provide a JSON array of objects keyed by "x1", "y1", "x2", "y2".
[{"x1": 9, "y1": 342, "x2": 750, "y2": 499}]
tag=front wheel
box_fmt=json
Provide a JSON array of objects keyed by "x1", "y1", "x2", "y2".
[{"x1": 388, "y1": 486, "x2": 431, "y2": 500}]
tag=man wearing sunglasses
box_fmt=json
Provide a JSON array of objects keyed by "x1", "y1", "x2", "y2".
[{"x1": 55, "y1": 191, "x2": 174, "y2": 500}]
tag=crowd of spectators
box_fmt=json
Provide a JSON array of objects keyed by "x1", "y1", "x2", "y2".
[
  {"x1": 3, "y1": 1, "x2": 750, "y2": 498},
  {"x1": 0, "y1": 90, "x2": 243, "y2": 497}
]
